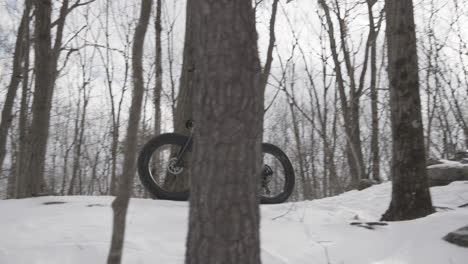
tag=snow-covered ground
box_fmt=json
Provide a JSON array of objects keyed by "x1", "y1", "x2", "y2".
[{"x1": 1, "y1": 182, "x2": 467, "y2": 264}]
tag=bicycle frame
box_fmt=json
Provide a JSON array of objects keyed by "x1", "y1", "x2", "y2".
[{"x1": 173, "y1": 120, "x2": 194, "y2": 167}]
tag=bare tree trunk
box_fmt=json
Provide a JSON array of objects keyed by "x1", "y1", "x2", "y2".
[
  {"x1": 318, "y1": 0, "x2": 367, "y2": 187},
  {"x1": 95, "y1": 0, "x2": 129, "y2": 196},
  {"x1": 163, "y1": 0, "x2": 194, "y2": 190},
  {"x1": 8, "y1": 1, "x2": 32, "y2": 198},
  {"x1": 367, "y1": 0, "x2": 381, "y2": 182},
  {"x1": 381, "y1": 0, "x2": 434, "y2": 221},
  {"x1": 103, "y1": 0, "x2": 120, "y2": 196},
  {"x1": 150, "y1": 0, "x2": 163, "y2": 184},
  {"x1": 154, "y1": 0, "x2": 163, "y2": 135},
  {"x1": 289, "y1": 101, "x2": 312, "y2": 200},
  {"x1": 186, "y1": 0, "x2": 262, "y2": 263},
  {"x1": 68, "y1": 80, "x2": 90, "y2": 195},
  {"x1": 259, "y1": 0, "x2": 279, "y2": 91},
  {"x1": 16, "y1": 0, "x2": 54, "y2": 197},
  {"x1": 7, "y1": 134, "x2": 18, "y2": 198},
  {"x1": 15, "y1": 0, "x2": 88, "y2": 197},
  {"x1": 107, "y1": 0, "x2": 152, "y2": 263},
  {"x1": 173, "y1": 0, "x2": 194, "y2": 135},
  {"x1": 287, "y1": 65, "x2": 312, "y2": 200},
  {"x1": 0, "y1": 0, "x2": 31, "y2": 174},
  {"x1": 59, "y1": 115, "x2": 73, "y2": 195},
  {"x1": 88, "y1": 149, "x2": 101, "y2": 195}
]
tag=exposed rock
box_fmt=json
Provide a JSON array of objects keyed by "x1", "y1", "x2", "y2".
[
  {"x1": 357, "y1": 179, "x2": 379, "y2": 191},
  {"x1": 443, "y1": 225, "x2": 468, "y2": 248},
  {"x1": 427, "y1": 160, "x2": 468, "y2": 187},
  {"x1": 454, "y1": 151, "x2": 468, "y2": 161},
  {"x1": 427, "y1": 158, "x2": 443, "y2": 166}
]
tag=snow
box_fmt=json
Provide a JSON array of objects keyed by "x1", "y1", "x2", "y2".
[
  {"x1": 1, "y1": 182, "x2": 468, "y2": 264},
  {"x1": 428, "y1": 159, "x2": 468, "y2": 169}
]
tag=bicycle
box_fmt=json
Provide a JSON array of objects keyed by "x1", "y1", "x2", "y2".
[{"x1": 137, "y1": 120, "x2": 295, "y2": 204}]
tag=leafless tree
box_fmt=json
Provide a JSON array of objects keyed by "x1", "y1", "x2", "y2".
[
  {"x1": 107, "y1": 0, "x2": 152, "y2": 263},
  {"x1": 15, "y1": 0, "x2": 95, "y2": 198},
  {"x1": 381, "y1": 0, "x2": 434, "y2": 221},
  {"x1": 0, "y1": 0, "x2": 31, "y2": 175}
]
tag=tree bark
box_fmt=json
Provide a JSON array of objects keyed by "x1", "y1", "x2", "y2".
[
  {"x1": 318, "y1": 0, "x2": 367, "y2": 187},
  {"x1": 8, "y1": 0, "x2": 32, "y2": 198},
  {"x1": 259, "y1": 0, "x2": 279, "y2": 91},
  {"x1": 154, "y1": 0, "x2": 163, "y2": 136},
  {"x1": 15, "y1": 0, "x2": 54, "y2": 197},
  {"x1": 367, "y1": 0, "x2": 381, "y2": 182},
  {"x1": 186, "y1": 1, "x2": 262, "y2": 263},
  {"x1": 173, "y1": 0, "x2": 194, "y2": 135},
  {"x1": 107, "y1": 0, "x2": 152, "y2": 263},
  {"x1": 381, "y1": 0, "x2": 434, "y2": 221},
  {"x1": 287, "y1": 65, "x2": 312, "y2": 200},
  {"x1": 15, "y1": 0, "x2": 80, "y2": 197},
  {"x1": 151, "y1": 0, "x2": 163, "y2": 184},
  {"x1": 163, "y1": 0, "x2": 194, "y2": 190},
  {"x1": 0, "y1": 0, "x2": 31, "y2": 174},
  {"x1": 68, "y1": 81, "x2": 89, "y2": 195}
]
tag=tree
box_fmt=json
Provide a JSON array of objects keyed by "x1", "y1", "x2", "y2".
[
  {"x1": 0, "y1": 0, "x2": 31, "y2": 175},
  {"x1": 150, "y1": 0, "x2": 163, "y2": 188},
  {"x1": 14, "y1": 0, "x2": 54, "y2": 197},
  {"x1": 4, "y1": 0, "x2": 32, "y2": 198},
  {"x1": 162, "y1": 0, "x2": 194, "y2": 190},
  {"x1": 318, "y1": 0, "x2": 369, "y2": 187},
  {"x1": 107, "y1": 0, "x2": 152, "y2": 262},
  {"x1": 154, "y1": 0, "x2": 163, "y2": 136},
  {"x1": 15, "y1": 0, "x2": 95, "y2": 198},
  {"x1": 164, "y1": 0, "x2": 279, "y2": 191},
  {"x1": 381, "y1": 0, "x2": 434, "y2": 221},
  {"x1": 185, "y1": 0, "x2": 263, "y2": 263},
  {"x1": 366, "y1": 0, "x2": 384, "y2": 182},
  {"x1": 92, "y1": 0, "x2": 131, "y2": 195}
]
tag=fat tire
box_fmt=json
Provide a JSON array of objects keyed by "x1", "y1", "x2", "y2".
[
  {"x1": 138, "y1": 135, "x2": 295, "y2": 203},
  {"x1": 260, "y1": 143, "x2": 295, "y2": 204},
  {"x1": 138, "y1": 133, "x2": 190, "y2": 201}
]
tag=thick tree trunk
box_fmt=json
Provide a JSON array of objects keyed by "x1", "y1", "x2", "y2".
[
  {"x1": 381, "y1": 0, "x2": 434, "y2": 221},
  {"x1": 0, "y1": 0, "x2": 31, "y2": 174},
  {"x1": 8, "y1": 1, "x2": 31, "y2": 199},
  {"x1": 186, "y1": 1, "x2": 262, "y2": 263},
  {"x1": 107, "y1": 0, "x2": 152, "y2": 263},
  {"x1": 16, "y1": 0, "x2": 54, "y2": 197},
  {"x1": 15, "y1": 0, "x2": 74, "y2": 197}
]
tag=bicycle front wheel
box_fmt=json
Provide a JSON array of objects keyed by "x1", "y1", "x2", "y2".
[
  {"x1": 260, "y1": 143, "x2": 295, "y2": 204},
  {"x1": 138, "y1": 133, "x2": 190, "y2": 201}
]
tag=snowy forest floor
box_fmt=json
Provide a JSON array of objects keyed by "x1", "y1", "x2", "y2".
[{"x1": 1, "y1": 182, "x2": 468, "y2": 264}]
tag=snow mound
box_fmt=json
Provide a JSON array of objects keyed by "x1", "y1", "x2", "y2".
[
  {"x1": 1, "y1": 181, "x2": 467, "y2": 264},
  {"x1": 428, "y1": 159, "x2": 468, "y2": 169}
]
